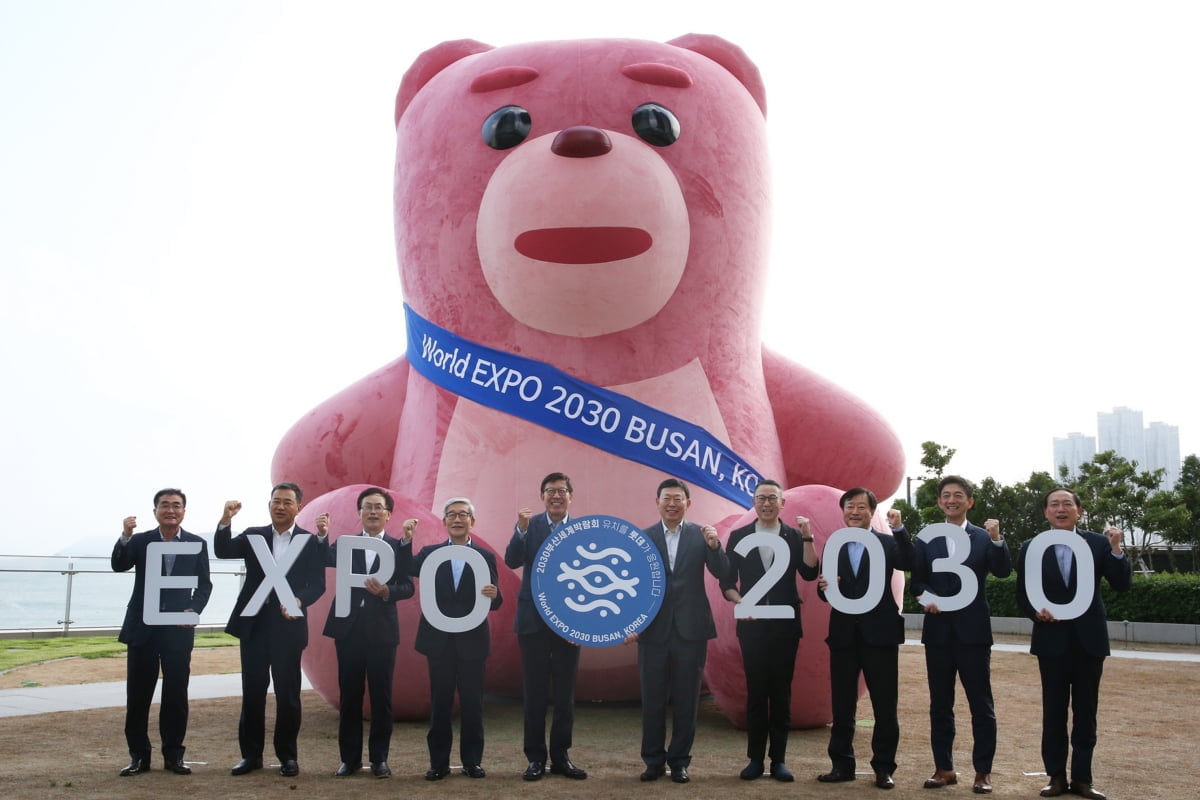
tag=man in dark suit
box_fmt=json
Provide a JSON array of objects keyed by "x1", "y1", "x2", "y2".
[
  {"x1": 318, "y1": 487, "x2": 414, "y2": 779},
  {"x1": 904, "y1": 475, "x2": 1011, "y2": 794},
  {"x1": 214, "y1": 481, "x2": 326, "y2": 778},
  {"x1": 720, "y1": 479, "x2": 818, "y2": 782},
  {"x1": 1016, "y1": 487, "x2": 1131, "y2": 800},
  {"x1": 504, "y1": 472, "x2": 588, "y2": 781},
  {"x1": 816, "y1": 487, "x2": 914, "y2": 790},
  {"x1": 401, "y1": 497, "x2": 502, "y2": 781},
  {"x1": 629, "y1": 477, "x2": 729, "y2": 784},
  {"x1": 112, "y1": 487, "x2": 212, "y2": 777}
]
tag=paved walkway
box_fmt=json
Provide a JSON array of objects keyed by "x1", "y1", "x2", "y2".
[
  {"x1": 0, "y1": 673, "x2": 311, "y2": 718},
  {"x1": 1, "y1": 643, "x2": 1195, "y2": 719}
]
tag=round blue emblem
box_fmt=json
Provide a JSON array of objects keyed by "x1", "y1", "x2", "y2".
[{"x1": 531, "y1": 514, "x2": 666, "y2": 647}]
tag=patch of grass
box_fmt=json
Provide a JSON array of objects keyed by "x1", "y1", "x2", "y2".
[{"x1": 0, "y1": 632, "x2": 236, "y2": 672}]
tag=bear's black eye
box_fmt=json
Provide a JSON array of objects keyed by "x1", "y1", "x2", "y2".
[
  {"x1": 632, "y1": 103, "x2": 680, "y2": 146},
  {"x1": 482, "y1": 105, "x2": 532, "y2": 150}
]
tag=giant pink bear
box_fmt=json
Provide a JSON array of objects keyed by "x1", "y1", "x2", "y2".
[{"x1": 277, "y1": 35, "x2": 904, "y2": 724}]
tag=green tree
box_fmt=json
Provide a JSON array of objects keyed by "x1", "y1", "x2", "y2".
[
  {"x1": 1163, "y1": 454, "x2": 1200, "y2": 570},
  {"x1": 888, "y1": 441, "x2": 956, "y2": 531},
  {"x1": 919, "y1": 441, "x2": 956, "y2": 480},
  {"x1": 1068, "y1": 450, "x2": 1180, "y2": 571},
  {"x1": 971, "y1": 471, "x2": 1058, "y2": 548}
]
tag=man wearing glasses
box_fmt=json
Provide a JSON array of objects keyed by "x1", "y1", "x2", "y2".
[
  {"x1": 720, "y1": 480, "x2": 818, "y2": 782},
  {"x1": 630, "y1": 477, "x2": 728, "y2": 784},
  {"x1": 505, "y1": 472, "x2": 588, "y2": 781},
  {"x1": 401, "y1": 497, "x2": 502, "y2": 781}
]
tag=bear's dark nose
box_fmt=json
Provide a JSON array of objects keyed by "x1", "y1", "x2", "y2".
[{"x1": 551, "y1": 126, "x2": 612, "y2": 158}]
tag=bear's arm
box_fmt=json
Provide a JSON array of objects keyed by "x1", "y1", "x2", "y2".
[
  {"x1": 270, "y1": 357, "x2": 410, "y2": 499},
  {"x1": 762, "y1": 346, "x2": 903, "y2": 499}
]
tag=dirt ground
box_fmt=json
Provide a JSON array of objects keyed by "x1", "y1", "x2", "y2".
[{"x1": 1, "y1": 637, "x2": 1195, "y2": 800}]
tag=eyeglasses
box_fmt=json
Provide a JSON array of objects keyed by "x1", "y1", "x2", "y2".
[
  {"x1": 361, "y1": 503, "x2": 389, "y2": 512},
  {"x1": 444, "y1": 511, "x2": 473, "y2": 520},
  {"x1": 156, "y1": 502, "x2": 185, "y2": 510},
  {"x1": 753, "y1": 495, "x2": 781, "y2": 504},
  {"x1": 543, "y1": 488, "x2": 570, "y2": 496}
]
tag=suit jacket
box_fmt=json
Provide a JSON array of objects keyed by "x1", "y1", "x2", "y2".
[
  {"x1": 1016, "y1": 528, "x2": 1132, "y2": 658},
  {"x1": 214, "y1": 523, "x2": 326, "y2": 646},
  {"x1": 821, "y1": 527, "x2": 914, "y2": 648},
  {"x1": 504, "y1": 513, "x2": 562, "y2": 636},
  {"x1": 910, "y1": 522, "x2": 1012, "y2": 646},
  {"x1": 410, "y1": 540, "x2": 503, "y2": 659},
  {"x1": 720, "y1": 521, "x2": 818, "y2": 640},
  {"x1": 321, "y1": 532, "x2": 414, "y2": 645},
  {"x1": 112, "y1": 528, "x2": 212, "y2": 646},
  {"x1": 639, "y1": 520, "x2": 729, "y2": 644}
]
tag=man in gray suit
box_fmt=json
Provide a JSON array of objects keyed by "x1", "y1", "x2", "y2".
[{"x1": 629, "y1": 477, "x2": 729, "y2": 784}]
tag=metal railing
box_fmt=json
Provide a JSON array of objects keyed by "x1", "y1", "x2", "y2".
[{"x1": 0, "y1": 553, "x2": 244, "y2": 637}]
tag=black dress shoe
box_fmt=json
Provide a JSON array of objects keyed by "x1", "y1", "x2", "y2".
[
  {"x1": 524, "y1": 761, "x2": 546, "y2": 781},
  {"x1": 550, "y1": 759, "x2": 588, "y2": 779},
  {"x1": 770, "y1": 762, "x2": 795, "y2": 782},
  {"x1": 333, "y1": 761, "x2": 361, "y2": 777},
  {"x1": 818, "y1": 768, "x2": 856, "y2": 782},
  {"x1": 119, "y1": 757, "x2": 150, "y2": 776},
  {"x1": 424, "y1": 766, "x2": 450, "y2": 781},
  {"x1": 463, "y1": 764, "x2": 486, "y2": 778},
  {"x1": 163, "y1": 757, "x2": 192, "y2": 775},
  {"x1": 279, "y1": 759, "x2": 299, "y2": 777},
  {"x1": 740, "y1": 760, "x2": 764, "y2": 780},
  {"x1": 371, "y1": 761, "x2": 391, "y2": 778},
  {"x1": 1068, "y1": 781, "x2": 1106, "y2": 800},
  {"x1": 1040, "y1": 774, "x2": 1068, "y2": 797},
  {"x1": 230, "y1": 757, "x2": 263, "y2": 776},
  {"x1": 671, "y1": 766, "x2": 690, "y2": 783},
  {"x1": 875, "y1": 772, "x2": 896, "y2": 789},
  {"x1": 640, "y1": 764, "x2": 666, "y2": 782}
]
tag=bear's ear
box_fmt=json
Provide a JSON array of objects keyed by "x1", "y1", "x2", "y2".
[
  {"x1": 395, "y1": 39, "x2": 494, "y2": 125},
  {"x1": 667, "y1": 34, "x2": 766, "y2": 118}
]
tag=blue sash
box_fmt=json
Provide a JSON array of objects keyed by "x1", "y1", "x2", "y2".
[{"x1": 403, "y1": 303, "x2": 763, "y2": 508}]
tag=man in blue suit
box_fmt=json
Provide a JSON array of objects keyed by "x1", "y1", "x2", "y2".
[
  {"x1": 505, "y1": 472, "x2": 587, "y2": 781},
  {"x1": 630, "y1": 477, "x2": 729, "y2": 785},
  {"x1": 318, "y1": 487, "x2": 414, "y2": 779},
  {"x1": 1016, "y1": 487, "x2": 1131, "y2": 800},
  {"x1": 401, "y1": 497, "x2": 502, "y2": 781},
  {"x1": 904, "y1": 475, "x2": 1011, "y2": 794},
  {"x1": 112, "y1": 488, "x2": 212, "y2": 777},
  {"x1": 215, "y1": 482, "x2": 326, "y2": 778},
  {"x1": 817, "y1": 487, "x2": 914, "y2": 790}
]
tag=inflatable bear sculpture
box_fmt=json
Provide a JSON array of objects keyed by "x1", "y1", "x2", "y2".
[{"x1": 277, "y1": 35, "x2": 904, "y2": 723}]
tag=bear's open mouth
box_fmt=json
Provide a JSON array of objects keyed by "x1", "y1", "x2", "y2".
[{"x1": 514, "y1": 226, "x2": 652, "y2": 264}]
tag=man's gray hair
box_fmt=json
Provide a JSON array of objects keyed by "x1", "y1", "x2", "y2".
[{"x1": 442, "y1": 497, "x2": 476, "y2": 518}]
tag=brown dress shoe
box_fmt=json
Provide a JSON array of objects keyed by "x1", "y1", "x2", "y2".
[
  {"x1": 1069, "y1": 781, "x2": 1106, "y2": 800},
  {"x1": 972, "y1": 772, "x2": 992, "y2": 794},
  {"x1": 924, "y1": 769, "x2": 958, "y2": 788},
  {"x1": 1040, "y1": 774, "x2": 1068, "y2": 797}
]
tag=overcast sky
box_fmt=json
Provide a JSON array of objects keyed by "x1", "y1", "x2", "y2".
[{"x1": 2, "y1": 1, "x2": 1196, "y2": 556}]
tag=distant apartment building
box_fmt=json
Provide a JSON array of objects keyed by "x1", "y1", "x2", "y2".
[
  {"x1": 1145, "y1": 421, "x2": 1182, "y2": 489},
  {"x1": 1053, "y1": 432, "x2": 1096, "y2": 480},
  {"x1": 1054, "y1": 407, "x2": 1182, "y2": 489},
  {"x1": 1097, "y1": 406, "x2": 1145, "y2": 464}
]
